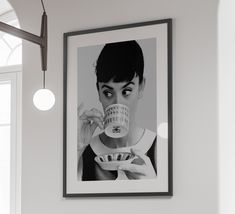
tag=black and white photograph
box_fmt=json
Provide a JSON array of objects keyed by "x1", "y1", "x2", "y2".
[{"x1": 63, "y1": 19, "x2": 172, "y2": 197}]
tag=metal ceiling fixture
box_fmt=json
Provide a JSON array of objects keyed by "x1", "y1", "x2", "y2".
[{"x1": 0, "y1": 0, "x2": 55, "y2": 111}]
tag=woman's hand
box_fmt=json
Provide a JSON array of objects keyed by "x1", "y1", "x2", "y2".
[
  {"x1": 77, "y1": 103, "x2": 104, "y2": 151},
  {"x1": 118, "y1": 148, "x2": 157, "y2": 180}
]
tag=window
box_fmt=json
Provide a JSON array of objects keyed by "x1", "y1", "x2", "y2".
[
  {"x1": 0, "y1": 4, "x2": 22, "y2": 214},
  {"x1": 0, "y1": 72, "x2": 21, "y2": 214},
  {"x1": 0, "y1": 78, "x2": 11, "y2": 214},
  {"x1": 0, "y1": 11, "x2": 22, "y2": 67}
]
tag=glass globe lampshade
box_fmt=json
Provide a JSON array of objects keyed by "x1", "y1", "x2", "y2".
[{"x1": 33, "y1": 88, "x2": 55, "y2": 111}]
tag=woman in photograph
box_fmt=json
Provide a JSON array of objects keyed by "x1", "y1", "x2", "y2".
[{"x1": 77, "y1": 40, "x2": 157, "y2": 181}]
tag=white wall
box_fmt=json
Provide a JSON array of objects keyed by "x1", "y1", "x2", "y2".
[
  {"x1": 219, "y1": 1, "x2": 235, "y2": 213},
  {"x1": 9, "y1": 0, "x2": 219, "y2": 213}
]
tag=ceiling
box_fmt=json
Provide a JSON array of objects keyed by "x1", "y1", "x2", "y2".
[{"x1": 0, "y1": 0, "x2": 12, "y2": 16}]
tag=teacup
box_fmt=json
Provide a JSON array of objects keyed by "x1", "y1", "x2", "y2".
[{"x1": 104, "y1": 104, "x2": 129, "y2": 138}]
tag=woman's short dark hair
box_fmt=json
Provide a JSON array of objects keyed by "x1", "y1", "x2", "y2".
[{"x1": 95, "y1": 40, "x2": 144, "y2": 84}]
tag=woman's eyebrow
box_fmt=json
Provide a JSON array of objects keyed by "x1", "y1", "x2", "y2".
[
  {"x1": 101, "y1": 81, "x2": 135, "y2": 90},
  {"x1": 101, "y1": 85, "x2": 113, "y2": 90},
  {"x1": 121, "y1": 81, "x2": 135, "y2": 89}
]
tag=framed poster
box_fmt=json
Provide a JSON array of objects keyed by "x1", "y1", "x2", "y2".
[{"x1": 63, "y1": 19, "x2": 173, "y2": 197}]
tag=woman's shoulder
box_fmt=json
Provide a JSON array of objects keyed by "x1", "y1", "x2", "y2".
[
  {"x1": 138, "y1": 128, "x2": 156, "y2": 143},
  {"x1": 133, "y1": 128, "x2": 156, "y2": 153},
  {"x1": 143, "y1": 128, "x2": 157, "y2": 139}
]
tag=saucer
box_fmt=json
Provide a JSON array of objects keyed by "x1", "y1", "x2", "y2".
[{"x1": 94, "y1": 152, "x2": 136, "y2": 171}]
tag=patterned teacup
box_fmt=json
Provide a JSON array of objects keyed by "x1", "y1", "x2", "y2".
[{"x1": 104, "y1": 104, "x2": 129, "y2": 138}]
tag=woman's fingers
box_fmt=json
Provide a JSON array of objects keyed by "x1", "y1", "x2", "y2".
[
  {"x1": 77, "y1": 106, "x2": 104, "y2": 150},
  {"x1": 118, "y1": 164, "x2": 145, "y2": 175},
  {"x1": 77, "y1": 103, "x2": 84, "y2": 116},
  {"x1": 79, "y1": 108, "x2": 104, "y2": 129},
  {"x1": 119, "y1": 149, "x2": 148, "y2": 174},
  {"x1": 119, "y1": 149, "x2": 157, "y2": 179},
  {"x1": 130, "y1": 148, "x2": 151, "y2": 165},
  {"x1": 80, "y1": 116, "x2": 103, "y2": 130},
  {"x1": 90, "y1": 121, "x2": 99, "y2": 134},
  {"x1": 80, "y1": 108, "x2": 103, "y2": 120}
]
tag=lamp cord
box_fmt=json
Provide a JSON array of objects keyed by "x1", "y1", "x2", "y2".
[
  {"x1": 41, "y1": 0, "x2": 46, "y2": 13},
  {"x1": 43, "y1": 70, "x2": 46, "y2": 89}
]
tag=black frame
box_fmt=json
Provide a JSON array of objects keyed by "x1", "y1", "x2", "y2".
[{"x1": 63, "y1": 18, "x2": 173, "y2": 197}]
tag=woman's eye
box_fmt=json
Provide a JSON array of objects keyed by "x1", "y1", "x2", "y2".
[
  {"x1": 122, "y1": 89, "x2": 132, "y2": 96},
  {"x1": 103, "y1": 91, "x2": 113, "y2": 98}
]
